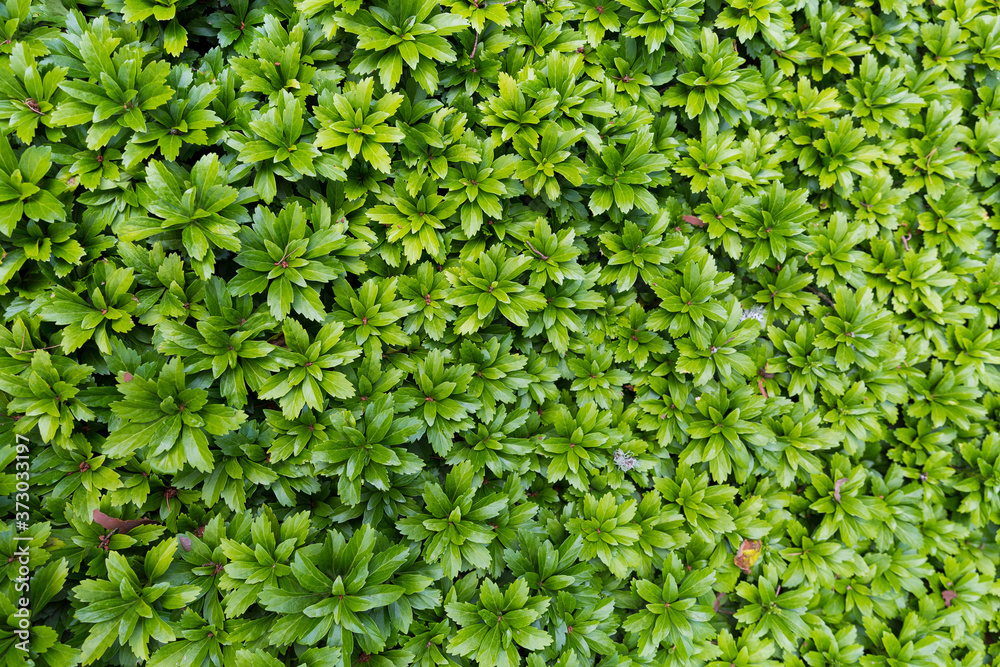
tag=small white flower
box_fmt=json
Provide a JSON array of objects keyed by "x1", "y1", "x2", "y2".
[
  {"x1": 613, "y1": 449, "x2": 638, "y2": 472},
  {"x1": 740, "y1": 305, "x2": 766, "y2": 324}
]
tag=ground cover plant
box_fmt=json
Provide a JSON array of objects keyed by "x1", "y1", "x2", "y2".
[{"x1": 1, "y1": 0, "x2": 1000, "y2": 664}]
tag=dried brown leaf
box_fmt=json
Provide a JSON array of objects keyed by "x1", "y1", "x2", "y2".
[
  {"x1": 833, "y1": 478, "x2": 849, "y2": 503},
  {"x1": 734, "y1": 539, "x2": 762, "y2": 574},
  {"x1": 93, "y1": 510, "x2": 155, "y2": 534}
]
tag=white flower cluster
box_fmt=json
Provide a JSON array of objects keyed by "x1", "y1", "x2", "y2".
[
  {"x1": 740, "y1": 305, "x2": 766, "y2": 325},
  {"x1": 613, "y1": 449, "x2": 639, "y2": 472}
]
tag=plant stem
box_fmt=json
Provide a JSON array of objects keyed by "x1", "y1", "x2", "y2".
[
  {"x1": 525, "y1": 241, "x2": 549, "y2": 260},
  {"x1": 470, "y1": 30, "x2": 480, "y2": 59},
  {"x1": 806, "y1": 285, "x2": 836, "y2": 308}
]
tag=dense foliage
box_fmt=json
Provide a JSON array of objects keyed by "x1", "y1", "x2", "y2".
[{"x1": 1, "y1": 0, "x2": 1000, "y2": 665}]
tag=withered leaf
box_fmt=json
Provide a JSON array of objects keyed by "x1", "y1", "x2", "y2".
[
  {"x1": 93, "y1": 509, "x2": 155, "y2": 534},
  {"x1": 833, "y1": 478, "x2": 849, "y2": 503},
  {"x1": 734, "y1": 539, "x2": 762, "y2": 574}
]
